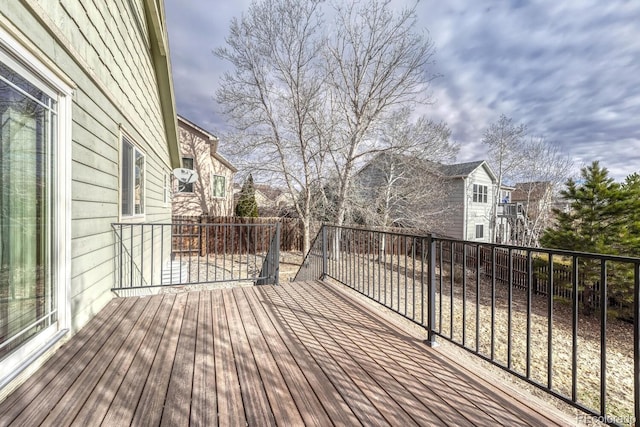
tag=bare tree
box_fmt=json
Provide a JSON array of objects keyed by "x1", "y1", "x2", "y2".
[
  {"x1": 215, "y1": 0, "x2": 326, "y2": 253},
  {"x1": 351, "y1": 109, "x2": 458, "y2": 231},
  {"x1": 482, "y1": 114, "x2": 527, "y2": 242},
  {"x1": 324, "y1": 0, "x2": 437, "y2": 227},
  {"x1": 511, "y1": 136, "x2": 574, "y2": 246}
]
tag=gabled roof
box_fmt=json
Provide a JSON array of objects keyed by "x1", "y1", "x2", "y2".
[
  {"x1": 438, "y1": 160, "x2": 483, "y2": 177},
  {"x1": 437, "y1": 160, "x2": 497, "y2": 182},
  {"x1": 177, "y1": 115, "x2": 238, "y2": 172},
  {"x1": 511, "y1": 181, "x2": 552, "y2": 201},
  {"x1": 357, "y1": 154, "x2": 496, "y2": 182}
]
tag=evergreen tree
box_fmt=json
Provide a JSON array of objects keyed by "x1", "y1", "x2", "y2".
[
  {"x1": 541, "y1": 161, "x2": 624, "y2": 255},
  {"x1": 541, "y1": 161, "x2": 636, "y2": 316},
  {"x1": 235, "y1": 174, "x2": 259, "y2": 217},
  {"x1": 620, "y1": 173, "x2": 640, "y2": 257}
]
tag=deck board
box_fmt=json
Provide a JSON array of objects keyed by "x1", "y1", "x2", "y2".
[
  {"x1": 211, "y1": 290, "x2": 246, "y2": 426},
  {"x1": 0, "y1": 281, "x2": 576, "y2": 427},
  {"x1": 191, "y1": 289, "x2": 217, "y2": 426}
]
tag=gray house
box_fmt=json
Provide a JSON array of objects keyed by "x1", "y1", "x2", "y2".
[
  {"x1": 354, "y1": 155, "x2": 500, "y2": 243},
  {"x1": 0, "y1": 0, "x2": 180, "y2": 398},
  {"x1": 436, "y1": 160, "x2": 498, "y2": 242}
]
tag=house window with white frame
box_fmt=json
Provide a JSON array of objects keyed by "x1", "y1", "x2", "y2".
[
  {"x1": 212, "y1": 174, "x2": 226, "y2": 198},
  {"x1": 178, "y1": 157, "x2": 194, "y2": 193},
  {"x1": 475, "y1": 224, "x2": 484, "y2": 239},
  {"x1": 121, "y1": 136, "x2": 145, "y2": 216},
  {"x1": 0, "y1": 32, "x2": 71, "y2": 372},
  {"x1": 473, "y1": 184, "x2": 488, "y2": 203}
]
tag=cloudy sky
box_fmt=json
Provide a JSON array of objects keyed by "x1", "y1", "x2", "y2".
[{"x1": 165, "y1": 0, "x2": 640, "y2": 181}]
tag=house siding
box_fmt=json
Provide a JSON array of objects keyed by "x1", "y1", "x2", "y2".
[
  {"x1": 172, "y1": 119, "x2": 236, "y2": 217},
  {"x1": 464, "y1": 167, "x2": 494, "y2": 242},
  {"x1": 437, "y1": 178, "x2": 465, "y2": 239},
  {"x1": 0, "y1": 0, "x2": 175, "y2": 351}
]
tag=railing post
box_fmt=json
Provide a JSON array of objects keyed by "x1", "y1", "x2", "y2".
[
  {"x1": 321, "y1": 225, "x2": 328, "y2": 280},
  {"x1": 634, "y1": 262, "x2": 639, "y2": 427},
  {"x1": 275, "y1": 222, "x2": 280, "y2": 285},
  {"x1": 424, "y1": 234, "x2": 439, "y2": 348}
]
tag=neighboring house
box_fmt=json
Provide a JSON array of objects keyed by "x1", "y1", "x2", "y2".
[
  {"x1": 254, "y1": 184, "x2": 296, "y2": 217},
  {"x1": 233, "y1": 183, "x2": 296, "y2": 217},
  {"x1": 172, "y1": 116, "x2": 237, "y2": 216},
  {"x1": 0, "y1": 1, "x2": 180, "y2": 399},
  {"x1": 354, "y1": 155, "x2": 499, "y2": 243},
  {"x1": 510, "y1": 181, "x2": 555, "y2": 246},
  {"x1": 437, "y1": 160, "x2": 498, "y2": 242}
]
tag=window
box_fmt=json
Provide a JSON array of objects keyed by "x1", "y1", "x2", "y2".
[
  {"x1": 178, "y1": 157, "x2": 194, "y2": 193},
  {"x1": 0, "y1": 30, "x2": 71, "y2": 372},
  {"x1": 212, "y1": 174, "x2": 226, "y2": 198},
  {"x1": 473, "y1": 184, "x2": 488, "y2": 203},
  {"x1": 475, "y1": 224, "x2": 484, "y2": 239},
  {"x1": 121, "y1": 136, "x2": 145, "y2": 216}
]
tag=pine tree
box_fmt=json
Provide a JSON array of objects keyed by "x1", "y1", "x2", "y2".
[
  {"x1": 541, "y1": 161, "x2": 633, "y2": 316},
  {"x1": 541, "y1": 161, "x2": 624, "y2": 254},
  {"x1": 620, "y1": 173, "x2": 640, "y2": 257},
  {"x1": 235, "y1": 174, "x2": 259, "y2": 217}
]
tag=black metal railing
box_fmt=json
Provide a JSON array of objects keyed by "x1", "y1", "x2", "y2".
[
  {"x1": 295, "y1": 224, "x2": 640, "y2": 427},
  {"x1": 112, "y1": 222, "x2": 280, "y2": 291}
]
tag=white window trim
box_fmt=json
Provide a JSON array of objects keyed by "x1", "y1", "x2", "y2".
[
  {"x1": 176, "y1": 157, "x2": 194, "y2": 194},
  {"x1": 473, "y1": 184, "x2": 488, "y2": 203},
  {"x1": 475, "y1": 223, "x2": 485, "y2": 240},
  {"x1": 0, "y1": 25, "x2": 73, "y2": 387},
  {"x1": 119, "y1": 131, "x2": 146, "y2": 220},
  {"x1": 212, "y1": 173, "x2": 226, "y2": 199}
]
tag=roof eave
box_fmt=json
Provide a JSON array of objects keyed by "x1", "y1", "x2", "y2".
[{"x1": 144, "y1": 0, "x2": 180, "y2": 169}]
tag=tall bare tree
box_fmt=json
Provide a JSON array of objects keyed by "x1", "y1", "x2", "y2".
[
  {"x1": 324, "y1": 0, "x2": 437, "y2": 227},
  {"x1": 215, "y1": 0, "x2": 326, "y2": 253},
  {"x1": 482, "y1": 114, "x2": 527, "y2": 242},
  {"x1": 351, "y1": 109, "x2": 458, "y2": 231},
  {"x1": 511, "y1": 136, "x2": 574, "y2": 246}
]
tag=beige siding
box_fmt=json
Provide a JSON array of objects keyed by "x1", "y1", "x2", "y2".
[
  {"x1": 1, "y1": 0, "x2": 175, "y2": 336},
  {"x1": 172, "y1": 122, "x2": 236, "y2": 216}
]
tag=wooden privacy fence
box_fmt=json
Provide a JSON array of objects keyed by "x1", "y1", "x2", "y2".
[
  {"x1": 439, "y1": 243, "x2": 628, "y2": 315},
  {"x1": 171, "y1": 216, "x2": 319, "y2": 254}
]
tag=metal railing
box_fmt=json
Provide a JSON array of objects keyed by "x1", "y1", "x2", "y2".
[
  {"x1": 112, "y1": 222, "x2": 280, "y2": 291},
  {"x1": 295, "y1": 224, "x2": 640, "y2": 426}
]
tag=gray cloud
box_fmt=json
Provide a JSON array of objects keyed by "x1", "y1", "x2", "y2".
[{"x1": 166, "y1": 0, "x2": 640, "y2": 180}]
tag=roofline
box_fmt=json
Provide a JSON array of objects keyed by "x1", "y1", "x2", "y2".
[
  {"x1": 144, "y1": 0, "x2": 180, "y2": 169},
  {"x1": 177, "y1": 115, "x2": 218, "y2": 141},
  {"x1": 213, "y1": 152, "x2": 238, "y2": 173},
  {"x1": 177, "y1": 115, "x2": 238, "y2": 172}
]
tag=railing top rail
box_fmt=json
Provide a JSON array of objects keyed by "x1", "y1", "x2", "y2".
[
  {"x1": 321, "y1": 224, "x2": 640, "y2": 264},
  {"x1": 112, "y1": 222, "x2": 280, "y2": 227}
]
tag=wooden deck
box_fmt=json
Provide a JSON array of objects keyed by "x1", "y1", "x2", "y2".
[{"x1": 0, "y1": 280, "x2": 576, "y2": 426}]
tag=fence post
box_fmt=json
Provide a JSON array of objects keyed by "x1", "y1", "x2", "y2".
[
  {"x1": 424, "y1": 234, "x2": 439, "y2": 347},
  {"x1": 321, "y1": 225, "x2": 328, "y2": 280}
]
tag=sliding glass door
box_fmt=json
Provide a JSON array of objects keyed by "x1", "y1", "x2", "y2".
[{"x1": 0, "y1": 56, "x2": 56, "y2": 361}]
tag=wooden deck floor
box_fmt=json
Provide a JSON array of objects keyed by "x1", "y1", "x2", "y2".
[{"x1": 0, "y1": 280, "x2": 576, "y2": 426}]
